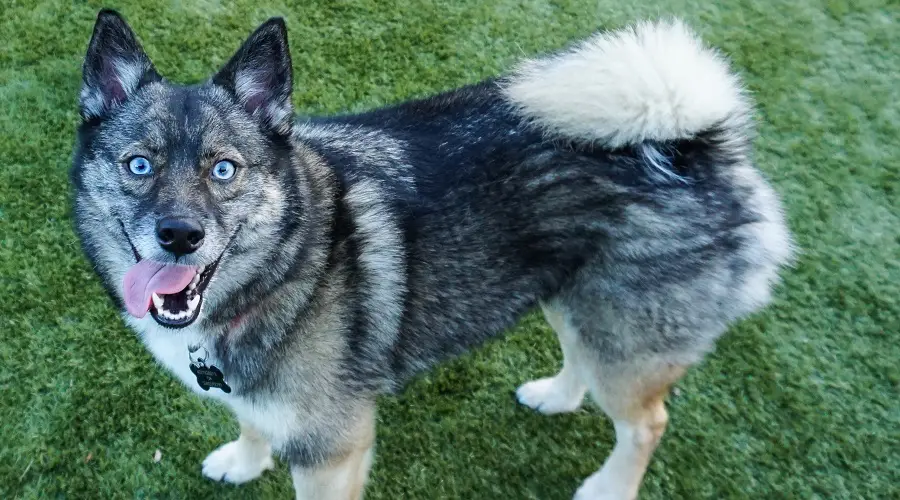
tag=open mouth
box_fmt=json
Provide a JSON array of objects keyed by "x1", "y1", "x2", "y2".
[
  {"x1": 119, "y1": 221, "x2": 237, "y2": 329},
  {"x1": 147, "y1": 261, "x2": 217, "y2": 328},
  {"x1": 122, "y1": 254, "x2": 225, "y2": 329}
]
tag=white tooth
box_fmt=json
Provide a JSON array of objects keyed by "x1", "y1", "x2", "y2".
[
  {"x1": 190, "y1": 274, "x2": 200, "y2": 287},
  {"x1": 152, "y1": 293, "x2": 164, "y2": 310},
  {"x1": 188, "y1": 295, "x2": 201, "y2": 311}
]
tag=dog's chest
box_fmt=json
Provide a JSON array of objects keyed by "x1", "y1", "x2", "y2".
[
  {"x1": 129, "y1": 316, "x2": 235, "y2": 402},
  {"x1": 126, "y1": 315, "x2": 303, "y2": 447}
]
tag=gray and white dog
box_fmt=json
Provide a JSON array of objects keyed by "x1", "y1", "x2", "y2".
[{"x1": 71, "y1": 9, "x2": 792, "y2": 499}]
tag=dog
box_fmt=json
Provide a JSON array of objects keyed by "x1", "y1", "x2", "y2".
[{"x1": 71, "y1": 9, "x2": 792, "y2": 499}]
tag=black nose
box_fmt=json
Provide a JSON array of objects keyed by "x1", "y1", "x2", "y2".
[{"x1": 156, "y1": 216, "x2": 205, "y2": 256}]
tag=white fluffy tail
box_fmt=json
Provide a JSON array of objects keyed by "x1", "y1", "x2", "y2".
[{"x1": 503, "y1": 20, "x2": 750, "y2": 148}]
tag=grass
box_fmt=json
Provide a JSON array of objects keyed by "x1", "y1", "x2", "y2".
[{"x1": 1, "y1": 0, "x2": 898, "y2": 498}]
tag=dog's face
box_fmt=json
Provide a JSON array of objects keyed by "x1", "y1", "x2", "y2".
[{"x1": 72, "y1": 11, "x2": 297, "y2": 329}]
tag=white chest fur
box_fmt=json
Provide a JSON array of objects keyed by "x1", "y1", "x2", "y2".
[
  {"x1": 125, "y1": 314, "x2": 302, "y2": 448},
  {"x1": 127, "y1": 314, "x2": 234, "y2": 403}
]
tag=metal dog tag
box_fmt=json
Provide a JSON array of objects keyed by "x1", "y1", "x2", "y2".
[{"x1": 188, "y1": 345, "x2": 232, "y2": 393}]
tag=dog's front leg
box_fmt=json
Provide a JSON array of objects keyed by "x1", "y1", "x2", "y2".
[
  {"x1": 291, "y1": 444, "x2": 374, "y2": 500},
  {"x1": 291, "y1": 405, "x2": 376, "y2": 500},
  {"x1": 202, "y1": 421, "x2": 275, "y2": 484}
]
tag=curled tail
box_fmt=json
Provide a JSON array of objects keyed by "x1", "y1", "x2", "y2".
[{"x1": 502, "y1": 20, "x2": 751, "y2": 150}]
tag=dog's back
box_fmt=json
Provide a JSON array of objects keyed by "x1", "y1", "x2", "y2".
[
  {"x1": 293, "y1": 22, "x2": 791, "y2": 498},
  {"x1": 296, "y1": 21, "x2": 791, "y2": 377}
]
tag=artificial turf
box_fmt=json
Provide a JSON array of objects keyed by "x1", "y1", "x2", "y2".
[{"x1": 1, "y1": 0, "x2": 898, "y2": 498}]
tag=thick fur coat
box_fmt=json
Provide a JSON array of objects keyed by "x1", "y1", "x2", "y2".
[{"x1": 72, "y1": 11, "x2": 791, "y2": 499}]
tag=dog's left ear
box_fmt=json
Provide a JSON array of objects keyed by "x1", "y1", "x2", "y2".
[
  {"x1": 213, "y1": 18, "x2": 294, "y2": 135},
  {"x1": 80, "y1": 10, "x2": 161, "y2": 120}
]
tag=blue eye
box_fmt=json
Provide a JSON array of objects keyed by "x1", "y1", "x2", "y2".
[
  {"x1": 128, "y1": 156, "x2": 153, "y2": 176},
  {"x1": 212, "y1": 160, "x2": 236, "y2": 181}
]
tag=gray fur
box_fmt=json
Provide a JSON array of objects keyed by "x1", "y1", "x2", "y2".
[{"x1": 72, "y1": 11, "x2": 792, "y2": 499}]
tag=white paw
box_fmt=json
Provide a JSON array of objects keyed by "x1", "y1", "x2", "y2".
[
  {"x1": 202, "y1": 440, "x2": 275, "y2": 484},
  {"x1": 516, "y1": 376, "x2": 585, "y2": 415},
  {"x1": 573, "y1": 471, "x2": 636, "y2": 500}
]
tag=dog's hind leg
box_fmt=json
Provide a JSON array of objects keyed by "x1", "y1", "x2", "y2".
[
  {"x1": 573, "y1": 360, "x2": 685, "y2": 500},
  {"x1": 518, "y1": 302, "x2": 690, "y2": 499},
  {"x1": 516, "y1": 303, "x2": 588, "y2": 414},
  {"x1": 202, "y1": 421, "x2": 275, "y2": 484}
]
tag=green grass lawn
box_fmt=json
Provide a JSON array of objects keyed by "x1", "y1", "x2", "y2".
[{"x1": 1, "y1": 0, "x2": 898, "y2": 498}]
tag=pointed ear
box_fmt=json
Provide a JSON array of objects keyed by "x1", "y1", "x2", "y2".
[
  {"x1": 212, "y1": 18, "x2": 294, "y2": 135},
  {"x1": 80, "y1": 10, "x2": 160, "y2": 120}
]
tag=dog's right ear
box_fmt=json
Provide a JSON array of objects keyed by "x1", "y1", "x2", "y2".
[
  {"x1": 80, "y1": 10, "x2": 161, "y2": 120},
  {"x1": 212, "y1": 18, "x2": 294, "y2": 135}
]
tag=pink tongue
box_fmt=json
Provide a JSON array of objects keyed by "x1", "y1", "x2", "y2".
[{"x1": 122, "y1": 260, "x2": 198, "y2": 318}]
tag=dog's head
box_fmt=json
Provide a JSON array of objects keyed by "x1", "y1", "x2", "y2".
[{"x1": 72, "y1": 10, "x2": 301, "y2": 329}]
